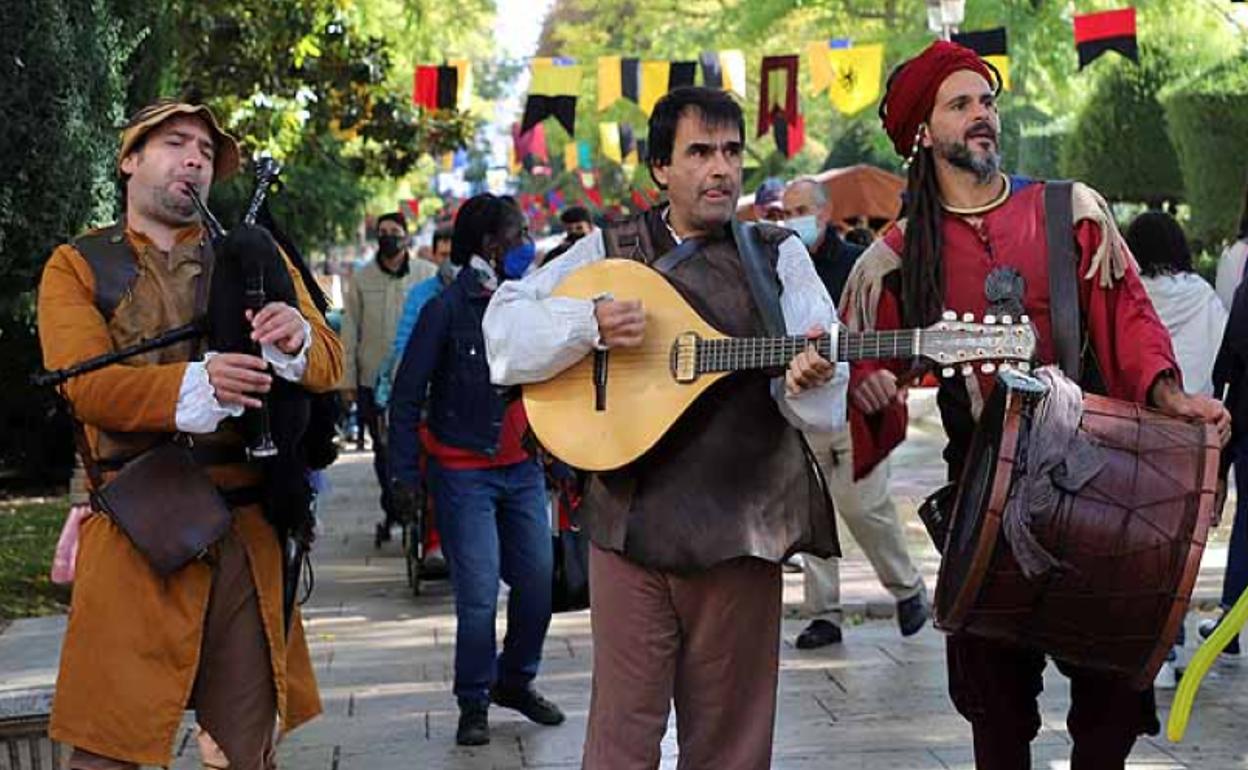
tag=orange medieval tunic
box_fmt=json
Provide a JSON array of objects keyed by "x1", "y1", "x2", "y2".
[{"x1": 37, "y1": 224, "x2": 343, "y2": 766}]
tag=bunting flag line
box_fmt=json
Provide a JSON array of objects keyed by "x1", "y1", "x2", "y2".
[
  {"x1": 449, "y1": 58, "x2": 473, "y2": 109},
  {"x1": 700, "y1": 51, "x2": 722, "y2": 88},
  {"x1": 827, "y1": 43, "x2": 884, "y2": 115},
  {"x1": 564, "y1": 141, "x2": 580, "y2": 172},
  {"x1": 579, "y1": 141, "x2": 594, "y2": 170},
  {"x1": 413, "y1": 65, "x2": 460, "y2": 110},
  {"x1": 619, "y1": 123, "x2": 637, "y2": 162},
  {"x1": 772, "y1": 112, "x2": 805, "y2": 158},
  {"x1": 598, "y1": 55, "x2": 622, "y2": 111},
  {"x1": 640, "y1": 60, "x2": 670, "y2": 115},
  {"x1": 952, "y1": 28, "x2": 1010, "y2": 90},
  {"x1": 758, "y1": 55, "x2": 799, "y2": 138},
  {"x1": 806, "y1": 39, "x2": 851, "y2": 96},
  {"x1": 621, "y1": 57, "x2": 641, "y2": 104},
  {"x1": 513, "y1": 122, "x2": 549, "y2": 164},
  {"x1": 1073, "y1": 8, "x2": 1138, "y2": 70},
  {"x1": 721, "y1": 50, "x2": 747, "y2": 100},
  {"x1": 600, "y1": 122, "x2": 622, "y2": 162},
  {"x1": 523, "y1": 57, "x2": 582, "y2": 136},
  {"x1": 669, "y1": 61, "x2": 697, "y2": 90}
]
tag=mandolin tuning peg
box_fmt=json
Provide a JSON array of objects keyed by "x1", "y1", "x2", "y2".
[
  {"x1": 983, "y1": 314, "x2": 996, "y2": 325},
  {"x1": 941, "y1": 367, "x2": 956, "y2": 378},
  {"x1": 1019, "y1": 362, "x2": 1031, "y2": 372},
  {"x1": 1001, "y1": 314, "x2": 1013, "y2": 325},
  {"x1": 1019, "y1": 314, "x2": 1030, "y2": 324},
  {"x1": 961, "y1": 364, "x2": 974, "y2": 376},
  {"x1": 942, "y1": 310, "x2": 957, "y2": 321},
  {"x1": 999, "y1": 362, "x2": 1013, "y2": 371},
  {"x1": 962, "y1": 312, "x2": 975, "y2": 322},
  {"x1": 981, "y1": 362, "x2": 997, "y2": 374}
]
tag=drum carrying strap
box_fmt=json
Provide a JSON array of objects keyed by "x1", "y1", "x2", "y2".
[{"x1": 1044, "y1": 180, "x2": 1080, "y2": 381}]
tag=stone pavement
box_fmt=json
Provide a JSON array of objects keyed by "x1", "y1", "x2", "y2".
[{"x1": 3, "y1": 403, "x2": 1248, "y2": 768}]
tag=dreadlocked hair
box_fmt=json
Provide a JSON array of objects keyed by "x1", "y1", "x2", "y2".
[{"x1": 900, "y1": 146, "x2": 945, "y2": 328}]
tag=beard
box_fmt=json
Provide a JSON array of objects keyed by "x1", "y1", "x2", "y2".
[
  {"x1": 933, "y1": 136, "x2": 1001, "y2": 185},
  {"x1": 148, "y1": 183, "x2": 199, "y2": 225}
]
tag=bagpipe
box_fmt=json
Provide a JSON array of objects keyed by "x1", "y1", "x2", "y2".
[{"x1": 35, "y1": 159, "x2": 340, "y2": 624}]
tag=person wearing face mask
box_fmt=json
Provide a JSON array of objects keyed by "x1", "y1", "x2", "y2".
[
  {"x1": 387, "y1": 194, "x2": 560, "y2": 747},
  {"x1": 340, "y1": 211, "x2": 437, "y2": 546},
  {"x1": 539, "y1": 206, "x2": 597, "y2": 266},
  {"x1": 780, "y1": 176, "x2": 930, "y2": 650}
]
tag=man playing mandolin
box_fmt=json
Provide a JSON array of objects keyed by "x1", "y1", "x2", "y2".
[
  {"x1": 843, "y1": 41, "x2": 1230, "y2": 768},
  {"x1": 483, "y1": 86, "x2": 848, "y2": 768}
]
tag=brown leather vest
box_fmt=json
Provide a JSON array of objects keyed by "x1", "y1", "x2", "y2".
[
  {"x1": 74, "y1": 224, "x2": 249, "y2": 470},
  {"x1": 586, "y1": 209, "x2": 839, "y2": 572}
]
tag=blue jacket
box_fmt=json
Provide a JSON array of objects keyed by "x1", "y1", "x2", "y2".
[
  {"x1": 374, "y1": 273, "x2": 445, "y2": 407},
  {"x1": 387, "y1": 266, "x2": 514, "y2": 486}
]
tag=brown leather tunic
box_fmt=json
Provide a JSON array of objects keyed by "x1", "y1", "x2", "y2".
[{"x1": 585, "y1": 210, "x2": 838, "y2": 572}]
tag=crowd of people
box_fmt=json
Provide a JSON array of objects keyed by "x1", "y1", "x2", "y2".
[{"x1": 33, "y1": 36, "x2": 1248, "y2": 770}]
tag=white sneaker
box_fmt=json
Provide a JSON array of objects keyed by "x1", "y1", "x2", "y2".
[{"x1": 1154, "y1": 660, "x2": 1179, "y2": 689}]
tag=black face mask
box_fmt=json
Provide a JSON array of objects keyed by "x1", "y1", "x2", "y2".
[
  {"x1": 565, "y1": 231, "x2": 584, "y2": 244},
  {"x1": 378, "y1": 234, "x2": 404, "y2": 258}
]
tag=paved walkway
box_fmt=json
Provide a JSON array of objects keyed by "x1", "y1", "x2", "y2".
[{"x1": 3, "y1": 405, "x2": 1248, "y2": 768}]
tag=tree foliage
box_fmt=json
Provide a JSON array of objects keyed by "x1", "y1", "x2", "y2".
[{"x1": 1060, "y1": 48, "x2": 1185, "y2": 205}]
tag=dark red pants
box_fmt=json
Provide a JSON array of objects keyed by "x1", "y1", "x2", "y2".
[{"x1": 947, "y1": 633, "x2": 1159, "y2": 770}]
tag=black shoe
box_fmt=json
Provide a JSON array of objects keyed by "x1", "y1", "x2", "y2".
[
  {"x1": 897, "y1": 590, "x2": 930, "y2": 637},
  {"x1": 796, "y1": 619, "x2": 843, "y2": 649},
  {"x1": 374, "y1": 522, "x2": 391, "y2": 547},
  {"x1": 490, "y1": 684, "x2": 565, "y2": 726},
  {"x1": 456, "y1": 701, "x2": 490, "y2": 746},
  {"x1": 1198, "y1": 616, "x2": 1242, "y2": 656}
]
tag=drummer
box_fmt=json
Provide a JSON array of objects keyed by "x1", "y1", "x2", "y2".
[{"x1": 842, "y1": 40, "x2": 1230, "y2": 769}]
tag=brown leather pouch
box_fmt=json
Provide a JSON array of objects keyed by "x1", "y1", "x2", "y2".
[{"x1": 91, "y1": 441, "x2": 232, "y2": 576}]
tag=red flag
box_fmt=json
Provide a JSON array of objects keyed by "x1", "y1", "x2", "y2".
[
  {"x1": 1073, "y1": 8, "x2": 1138, "y2": 70},
  {"x1": 413, "y1": 66, "x2": 439, "y2": 108},
  {"x1": 404, "y1": 199, "x2": 420, "y2": 219}
]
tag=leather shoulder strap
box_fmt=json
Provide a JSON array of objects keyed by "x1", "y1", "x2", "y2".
[
  {"x1": 732, "y1": 218, "x2": 786, "y2": 337},
  {"x1": 1044, "y1": 180, "x2": 1080, "y2": 380},
  {"x1": 603, "y1": 216, "x2": 656, "y2": 264},
  {"x1": 72, "y1": 223, "x2": 137, "y2": 321}
]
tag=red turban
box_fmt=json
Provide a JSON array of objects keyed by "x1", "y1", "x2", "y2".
[{"x1": 880, "y1": 41, "x2": 998, "y2": 159}]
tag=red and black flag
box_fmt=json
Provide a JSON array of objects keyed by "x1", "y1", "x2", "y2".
[
  {"x1": 772, "y1": 112, "x2": 805, "y2": 159},
  {"x1": 1073, "y1": 8, "x2": 1139, "y2": 70},
  {"x1": 413, "y1": 65, "x2": 459, "y2": 110}
]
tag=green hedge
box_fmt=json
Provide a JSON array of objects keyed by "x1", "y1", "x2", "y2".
[
  {"x1": 1163, "y1": 55, "x2": 1248, "y2": 249},
  {"x1": 1061, "y1": 48, "x2": 1185, "y2": 205},
  {"x1": 0, "y1": 0, "x2": 129, "y2": 484}
]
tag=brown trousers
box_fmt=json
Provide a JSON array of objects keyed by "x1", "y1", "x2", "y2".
[
  {"x1": 582, "y1": 545, "x2": 782, "y2": 770},
  {"x1": 69, "y1": 531, "x2": 278, "y2": 770}
]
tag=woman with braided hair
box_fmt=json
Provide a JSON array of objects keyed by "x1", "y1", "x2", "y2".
[{"x1": 841, "y1": 41, "x2": 1229, "y2": 768}]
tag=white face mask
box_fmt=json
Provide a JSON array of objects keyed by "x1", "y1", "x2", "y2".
[{"x1": 785, "y1": 214, "x2": 821, "y2": 248}]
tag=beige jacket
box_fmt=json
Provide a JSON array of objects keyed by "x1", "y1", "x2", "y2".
[{"x1": 340, "y1": 253, "x2": 436, "y2": 391}]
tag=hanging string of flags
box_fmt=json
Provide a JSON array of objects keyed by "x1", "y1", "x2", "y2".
[{"x1": 410, "y1": 6, "x2": 1144, "y2": 177}]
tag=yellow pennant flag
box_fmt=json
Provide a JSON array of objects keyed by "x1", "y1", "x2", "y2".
[
  {"x1": 720, "y1": 50, "x2": 746, "y2": 100},
  {"x1": 986, "y1": 55, "x2": 1011, "y2": 91},
  {"x1": 508, "y1": 145, "x2": 521, "y2": 175},
  {"x1": 599, "y1": 122, "x2": 622, "y2": 163},
  {"x1": 449, "y1": 58, "x2": 473, "y2": 109},
  {"x1": 806, "y1": 42, "x2": 834, "y2": 95},
  {"x1": 531, "y1": 58, "x2": 583, "y2": 96},
  {"x1": 828, "y1": 43, "x2": 883, "y2": 116},
  {"x1": 639, "y1": 60, "x2": 670, "y2": 116},
  {"x1": 564, "y1": 141, "x2": 580, "y2": 172},
  {"x1": 598, "y1": 55, "x2": 622, "y2": 111}
]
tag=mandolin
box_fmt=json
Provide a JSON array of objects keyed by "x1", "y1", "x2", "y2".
[{"x1": 523, "y1": 259, "x2": 1037, "y2": 471}]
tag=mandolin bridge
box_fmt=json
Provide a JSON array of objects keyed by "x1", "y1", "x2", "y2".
[{"x1": 671, "y1": 332, "x2": 701, "y2": 383}]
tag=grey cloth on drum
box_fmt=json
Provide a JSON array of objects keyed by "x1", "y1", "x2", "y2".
[{"x1": 1002, "y1": 366, "x2": 1106, "y2": 579}]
